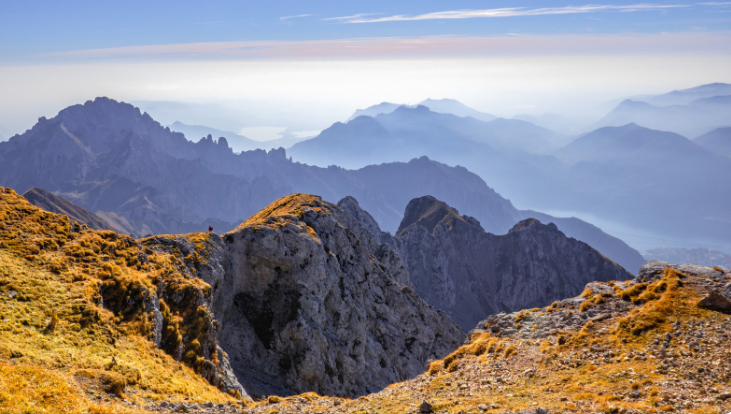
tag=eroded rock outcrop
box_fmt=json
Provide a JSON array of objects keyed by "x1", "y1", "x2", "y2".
[
  {"x1": 390, "y1": 196, "x2": 634, "y2": 330},
  {"x1": 148, "y1": 194, "x2": 464, "y2": 398}
]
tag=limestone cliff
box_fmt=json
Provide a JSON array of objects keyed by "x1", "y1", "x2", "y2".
[
  {"x1": 146, "y1": 194, "x2": 464, "y2": 399},
  {"x1": 390, "y1": 196, "x2": 634, "y2": 330}
]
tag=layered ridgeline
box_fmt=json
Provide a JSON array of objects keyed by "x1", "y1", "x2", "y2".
[
  {"x1": 555, "y1": 123, "x2": 731, "y2": 252},
  {"x1": 592, "y1": 94, "x2": 731, "y2": 138},
  {"x1": 387, "y1": 196, "x2": 633, "y2": 329},
  {"x1": 0, "y1": 97, "x2": 644, "y2": 274},
  {"x1": 0, "y1": 98, "x2": 525, "y2": 237},
  {"x1": 0, "y1": 188, "x2": 464, "y2": 412},
  {"x1": 244, "y1": 262, "x2": 731, "y2": 414},
  {"x1": 288, "y1": 97, "x2": 731, "y2": 257}
]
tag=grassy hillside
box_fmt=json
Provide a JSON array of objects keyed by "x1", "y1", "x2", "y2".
[{"x1": 0, "y1": 187, "x2": 238, "y2": 413}]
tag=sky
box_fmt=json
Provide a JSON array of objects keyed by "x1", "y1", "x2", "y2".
[{"x1": 1, "y1": 0, "x2": 730, "y2": 138}]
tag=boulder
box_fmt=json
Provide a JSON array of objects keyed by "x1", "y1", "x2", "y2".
[{"x1": 698, "y1": 290, "x2": 731, "y2": 312}]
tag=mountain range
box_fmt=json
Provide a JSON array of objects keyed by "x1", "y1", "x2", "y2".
[
  {"x1": 348, "y1": 98, "x2": 496, "y2": 123},
  {"x1": 642, "y1": 247, "x2": 731, "y2": 268},
  {"x1": 554, "y1": 123, "x2": 731, "y2": 249},
  {"x1": 289, "y1": 102, "x2": 731, "y2": 256},
  {"x1": 169, "y1": 121, "x2": 308, "y2": 153},
  {"x1": 591, "y1": 95, "x2": 731, "y2": 138},
  {"x1": 0, "y1": 97, "x2": 645, "y2": 273},
  {"x1": 2, "y1": 92, "x2": 731, "y2": 414},
  {"x1": 634, "y1": 82, "x2": 731, "y2": 107}
]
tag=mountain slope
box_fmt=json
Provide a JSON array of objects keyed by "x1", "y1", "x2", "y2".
[
  {"x1": 373, "y1": 105, "x2": 566, "y2": 154},
  {"x1": 694, "y1": 126, "x2": 731, "y2": 158},
  {"x1": 246, "y1": 262, "x2": 731, "y2": 414},
  {"x1": 389, "y1": 196, "x2": 633, "y2": 329},
  {"x1": 22, "y1": 187, "x2": 112, "y2": 231},
  {"x1": 517, "y1": 210, "x2": 646, "y2": 274},
  {"x1": 0, "y1": 187, "x2": 246, "y2": 413}
]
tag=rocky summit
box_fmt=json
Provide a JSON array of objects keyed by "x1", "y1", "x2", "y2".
[
  {"x1": 388, "y1": 196, "x2": 633, "y2": 330},
  {"x1": 143, "y1": 194, "x2": 465, "y2": 399}
]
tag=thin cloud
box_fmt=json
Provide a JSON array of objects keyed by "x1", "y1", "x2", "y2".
[
  {"x1": 323, "y1": 13, "x2": 382, "y2": 22},
  {"x1": 23, "y1": 32, "x2": 731, "y2": 63},
  {"x1": 279, "y1": 14, "x2": 313, "y2": 21},
  {"x1": 331, "y1": 4, "x2": 689, "y2": 23}
]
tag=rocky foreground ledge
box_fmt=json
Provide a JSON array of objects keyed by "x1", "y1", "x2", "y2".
[{"x1": 232, "y1": 261, "x2": 730, "y2": 414}]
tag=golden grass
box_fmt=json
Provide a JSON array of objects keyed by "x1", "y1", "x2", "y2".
[
  {"x1": 0, "y1": 187, "x2": 237, "y2": 413},
  {"x1": 233, "y1": 193, "x2": 325, "y2": 241}
]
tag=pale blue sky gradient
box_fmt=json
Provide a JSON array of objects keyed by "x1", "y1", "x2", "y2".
[{"x1": 1, "y1": 1, "x2": 730, "y2": 137}]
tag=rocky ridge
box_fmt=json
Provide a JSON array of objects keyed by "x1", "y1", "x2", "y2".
[
  {"x1": 388, "y1": 196, "x2": 634, "y2": 329},
  {"x1": 144, "y1": 194, "x2": 465, "y2": 399}
]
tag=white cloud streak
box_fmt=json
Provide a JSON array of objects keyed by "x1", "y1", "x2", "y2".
[
  {"x1": 279, "y1": 14, "x2": 313, "y2": 21},
  {"x1": 322, "y1": 13, "x2": 381, "y2": 21},
  {"x1": 328, "y1": 4, "x2": 689, "y2": 23}
]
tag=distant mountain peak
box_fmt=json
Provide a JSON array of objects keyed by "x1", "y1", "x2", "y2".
[
  {"x1": 392, "y1": 195, "x2": 633, "y2": 329},
  {"x1": 348, "y1": 98, "x2": 496, "y2": 123},
  {"x1": 417, "y1": 98, "x2": 496, "y2": 122},
  {"x1": 616, "y1": 99, "x2": 653, "y2": 108}
]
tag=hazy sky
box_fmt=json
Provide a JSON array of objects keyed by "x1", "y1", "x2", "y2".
[{"x1": 1, "y1": 0, "x2": 730, "y2": 137}]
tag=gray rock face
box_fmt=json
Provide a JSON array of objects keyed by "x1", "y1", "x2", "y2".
[
  {"x1": 390, "y1": 196, "x2": 634, "y2": 330},
  {"x1": 156, "y1": 194, "x2": 464, "y2": 399}
]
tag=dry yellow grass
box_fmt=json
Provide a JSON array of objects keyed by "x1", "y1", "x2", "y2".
[
  {"x1": 0, "y1": 187, "x2": 237, "y2": 413},
  {"x1": 231, "y1": 193, "x2": 327, "y2": 242}
]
